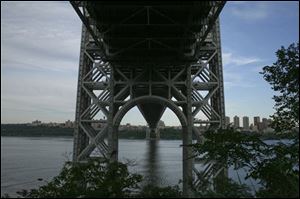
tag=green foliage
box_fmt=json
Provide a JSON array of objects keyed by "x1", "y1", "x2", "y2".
[
  {"x1": 251, "y1": 140, "x2": 299, "y2": 198},
  {"x1": 7, "y1": 159, "x2": 184, "y2": 198},
  {"x1": 192, "y1": 128, "x2": 268, "y2": 170},
  {"x1": 254, "y1": 42, "x2": 300, "y2": 197},
  {"x1": 191, "y1": 43, "x2": 300, "y2": 198},
  {"x1": 138, "y1": 184, "x2": 182, "y2": 198},
  {"x1": 1, "y1": 124, "x2": 73, "y2": 137},
  {"x1": 192, "y1": 128, "x2": 299, "y2": 198},
  {"x1": 118, "y1": 129, "x2": 146, "y2": 139},
  {"x1": 99, "y1": 127, "x2": 183, "y2": 140},
  {"x1": 260, "y1": 42, "x2": 299, "y2": 132},
  {"x1": 17, "y1": 159, "x2": 143, "y2": 198},
  {"x1": 194, "y1": 177, "x2": 253, "y2": 198},
  {"x1": 1, "y1": 125, "x2": 184, "y2": 140},
  {"x1": 159, "y1": 128, "x2": 182, "y2": 139}
]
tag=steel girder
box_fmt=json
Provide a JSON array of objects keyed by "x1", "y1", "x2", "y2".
[
  {"x1": 192, "y1": 19, "x2": 225, "y2": 130},
  {"x1": 73, "y1": 25, "x2": 112, "y2": 162},
  {"x1": 191, "y1": 19, "x2": 226, "y2": 193},
  {"x1": 73, "y1": 27, "x2": 194, "y2": 192},
  {"x1": 71, "y1": 1, "x2": 226, "y2": 197},
  {"x1": 70, "y1": 1, "x2": 225, "y2": 64}
]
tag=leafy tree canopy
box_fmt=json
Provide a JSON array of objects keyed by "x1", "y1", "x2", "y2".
[{"x1": 260, "y1": 42, "x2": 299, "y2": 132}]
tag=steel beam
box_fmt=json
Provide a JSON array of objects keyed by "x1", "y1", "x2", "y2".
[
  {"x1": 182, "y1": 65, "x2": 194, "y2": 197},
  {"x1": 71, "y1": 2, "x2": 226, "y2": 197}
]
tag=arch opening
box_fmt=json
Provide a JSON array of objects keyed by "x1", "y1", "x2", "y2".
[
  {"x1": 113, "y1": 96, "x2": 187, "y2": 187},
  {"x1": 113, "y1": 96, "x2": 187, "y2": 128}
]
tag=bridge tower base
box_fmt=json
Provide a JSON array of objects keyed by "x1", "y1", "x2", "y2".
[{"x1": 71, "y1": 2, "x2": 225, "y2": 197}]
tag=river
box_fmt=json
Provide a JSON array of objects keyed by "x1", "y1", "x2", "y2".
[
  {"x1": 1, "y1": 137, "x2": 185, "y2": 196},
  {"x1": 1, "y1": 136, "x2": 289, "y2": 196}
]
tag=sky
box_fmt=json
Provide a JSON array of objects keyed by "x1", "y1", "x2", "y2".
[{"x1": 1, "y1": 1, "x2": 299, "y2": 125}]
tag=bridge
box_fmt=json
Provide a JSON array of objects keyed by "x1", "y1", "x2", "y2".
[{"x1": 70, "y1": 1, "x2": 226, "y2": 197}]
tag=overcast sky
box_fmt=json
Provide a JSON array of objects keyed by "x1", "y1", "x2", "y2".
[{"x1": 1, "y1": 1, "x2": 299, "y2": 125}]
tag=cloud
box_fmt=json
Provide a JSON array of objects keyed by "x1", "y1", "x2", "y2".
[
  {"x1": 1, "y1": 1, "x2": 81, "y2": 74},
  {"x1": 222, "y1": 52, "x2": 262, "y2": 66},
  {"x1": 229, "y1": 1, "x2": 269, "y2": 21},
  {"x1": 1, "y1": 2, "x2": 82, "y2": 123},
  {"x1": 223, "y1": 70, "x2": 257, "y2": 90},
  {"x1": 1, "y1": 72, "x2": 77, "y2": 123},
  {"x1": 1, "y1": 68, "x2": 78, "y2": 123}
]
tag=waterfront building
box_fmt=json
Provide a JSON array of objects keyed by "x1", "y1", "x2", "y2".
[
  {"x1": 262, "y1": 118, "x2": 269, "y2": 130},
  {"x1": 225, "y1": 116, "x2": 230, "y2": 126},
  {"x1": 254, "y1": 116, "x2": 260, "y2": 126},
  {"x1": 233, "y1": 116, "x2": 240, "y2": 128},
  {"x1": 242, "y1": 116, "x2": 249, "y2": 130}
]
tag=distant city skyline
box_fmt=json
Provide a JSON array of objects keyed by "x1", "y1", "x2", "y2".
[
  {"x1": 1, "y1": 1, "x2": 299, "y2": 126},
  {"x1": 6, "y1": 114, "x2": 271, "y2": 127}
]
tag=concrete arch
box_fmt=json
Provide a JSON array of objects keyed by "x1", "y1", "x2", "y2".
[{"x1": 113, "y1": 96, "x2": 187, "y2": 128}]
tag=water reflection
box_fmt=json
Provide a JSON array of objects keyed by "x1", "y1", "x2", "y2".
[{"x1": 143, "y1": 139, "x2": 161, "y2": 186}]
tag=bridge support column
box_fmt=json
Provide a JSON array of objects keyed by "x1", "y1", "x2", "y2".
[
  {"x1": 183, "y1": 64, "x2": 193, "y2": 197},
  {"x1": 108, "y1": 125, "x2": 118, "y2": 161},
  {"x1": 146, "y1": 127, "x2": 160, "y2": 140},
  {"x1": 73, "y1": 25, "x2": 90, "y2": 162},
  {"x1": 156, "y1": 128, "x2": 160, "y2": 140},
  {"x1": 73, "y1": 25, "x2": 112, "y2": 162},
  {"x1": 107, "y1": 67, "x2": 118, "y2": 162}
]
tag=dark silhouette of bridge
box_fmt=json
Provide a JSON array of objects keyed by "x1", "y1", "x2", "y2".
[{"x1": 70, "y1": 1, "x2": 226, "y2": 197}]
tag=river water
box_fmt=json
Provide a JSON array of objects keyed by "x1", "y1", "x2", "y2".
[
  {"x1": 1, "y1": 137, "x2": 185, "y2": 196},
  {"x1": 1, "y1": 136, "x2": 288, "y2": 196}
]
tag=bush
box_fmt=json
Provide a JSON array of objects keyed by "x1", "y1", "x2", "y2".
[
  {"x1": 139, "y1": 184, "x2": 182, "y2": 198},
  {"x1": 16, "y1": 159, "x2": 143, "y2": 198}
]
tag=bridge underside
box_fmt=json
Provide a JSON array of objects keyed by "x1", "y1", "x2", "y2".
[{"x1": 71, "y1": 1, "x2": 226, "y2": 197}]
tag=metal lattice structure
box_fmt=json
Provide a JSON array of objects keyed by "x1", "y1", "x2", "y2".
[{"x1": 70, "y1": 1, "x2": 226, "y2": 197}]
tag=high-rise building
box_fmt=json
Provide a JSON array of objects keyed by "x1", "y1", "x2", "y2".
[
  {"x1": 233, "y1": 116, "x2": 240, "y2": 128},
  {"x1": 254, "y1": 116, "x2": 260, "y2": 126},
  {"x1": 225, "y1": 116, "x2": 230, "y2": 126},
  {"x1": 243, "y1": 116, "x2": 249, "y2": 130},
  {"x1": 262, "y1": 118, "x2": 268, "y2": 130}
]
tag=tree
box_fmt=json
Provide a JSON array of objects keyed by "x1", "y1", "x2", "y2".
[
  {"x1": 3, "y1": 159, "x2": 184, "y2": 198},
  {"x1": 191, "y1": 128, "x2": 299, "y2": 198},
  {"x1": 16, "y1": 159, "x2": 143, "y2": 198},
  {"x1": 139, "y1": 185, "x2": 182, "y2": 198},
  {"x1": 260, "y1": 42, "x2": 299, "y2": 132},
  {"x1": 191, "y1": 43, "x2": 300, "y2": 197}
]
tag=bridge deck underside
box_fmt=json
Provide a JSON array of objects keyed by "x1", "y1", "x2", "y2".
[
  {"x1": 72, "y1": 1, "x2": 226, "y2": 196},
  {"x1": 85, "y1": 1, "x2": 225, "y2": 66}
]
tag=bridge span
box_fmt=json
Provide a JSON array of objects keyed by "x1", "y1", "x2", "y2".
[{"x1": 70, "y1": 1, "x2": 226, "y2": 196}]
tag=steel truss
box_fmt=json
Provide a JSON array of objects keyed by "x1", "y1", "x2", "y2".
[{"x1": 72, "y1": 1, "x2": 225, "y2": 197}]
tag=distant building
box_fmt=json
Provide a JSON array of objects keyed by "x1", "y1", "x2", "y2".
[
  {"x1": 254, "y1": 116, "x2": 260, "y2": 126},
  {"x1": 157, "y1": 120, "x2": 165, "y2": 129},
  {"x1": 225, "y1": 116, "x2": 230, "y2": 126},
  {"x1": 65, "y1": 120, "x2": 74, "y2": 128},
  {"x1": 261, "y1": 118, "x2": 269, "y2": 130},
  {"x1": 233, "y1": 116, "x2": 240, "y2": 128},
  {"x1": 242, "y1": 116, "x2": 249, "y2": 130},
  {"x1": 31, "y1": 120, "x2": 42, "y2": 126}
]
